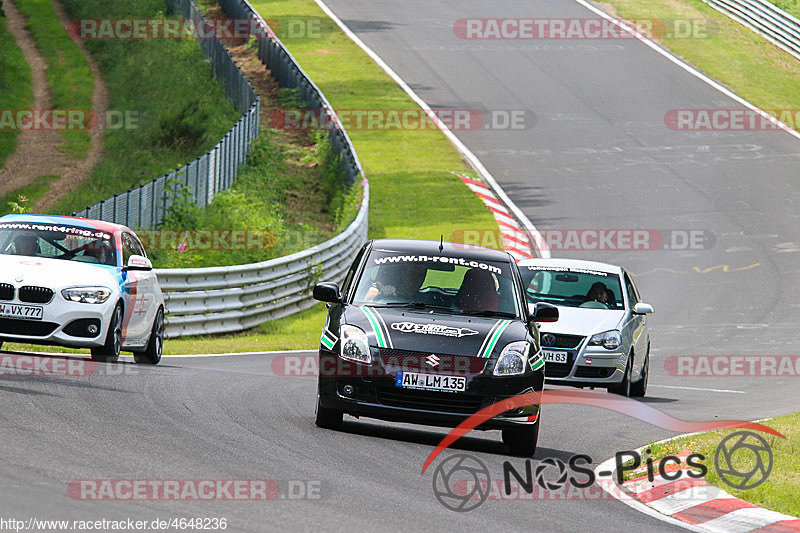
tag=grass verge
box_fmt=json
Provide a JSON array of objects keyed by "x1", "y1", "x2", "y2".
[
  {"x1": 0, "y1": 175, "x2": 59, "y2": 216},
  {"x1": 599, "y1": 0, "x2": 800, "y2": 124},
  {"x1": 13, "y1": 0, "x2": 92, "y2": 158},
  {"x1": 636, "y1": 412, "x2": 800, "y2": 517},
  {"x1": 53, "y1": 0, "x2": 241, "y2": 215},
  {"x1": 0, "y1": 10, "x2": 34, "y2": 168}
]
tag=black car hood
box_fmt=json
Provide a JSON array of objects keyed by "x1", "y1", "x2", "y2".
[{"x1": 343, "y1": 305, "x2": 529, "y2": 358}]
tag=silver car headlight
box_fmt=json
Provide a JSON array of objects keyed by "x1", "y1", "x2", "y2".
[
  {"x1": 588, "y1": 330, "x2": 622, "y2": 350},
  {"x1": 494, "y1": 341, "x2": 530, "y2": 376},
  {"x1": 61, "y1": 287, "x2": 112, "y2": 304},
  {"x1": 340, "y1": 324, "x2": 371, "y2": 364}
]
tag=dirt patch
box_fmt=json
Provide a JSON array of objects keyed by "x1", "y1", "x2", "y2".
[
  {"x1": 34, "y1": 0, "x2": 109, "y2": 211},
  {"x1": 0, "y1": 0, "x2": 108, "y2": 212}
]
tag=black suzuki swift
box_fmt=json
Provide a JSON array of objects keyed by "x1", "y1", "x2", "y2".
[{"x1": 312, "y1": 239, "x2": 558, "y2": 456}]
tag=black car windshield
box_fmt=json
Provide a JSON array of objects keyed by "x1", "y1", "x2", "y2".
[
  {"x1": 520, "y1": 266, "x2": 624, "y2": 310},
  {"x1": 352, "y1": 250, "x2": 520, "y2": 318},
  {"x1": 0, "y1": 222, "x2": 117, "y2": 266}
]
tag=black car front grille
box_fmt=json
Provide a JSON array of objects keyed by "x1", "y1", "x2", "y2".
[
  {"x1": 18, "y1": 286, "x2": 54, "y2": 304},
  {"x1": 378, "y1": 348, "x2": 487, "y2": 376},
  {"x1": 376, "y1": 388, "x2": 483, "y2": 415},
  {"x1": 0, "y1": 284, "x2": 13, "y2": 301},
  {"x1": 540, "y1": 334, "x2": 585, "y2": 349},
  {"x1": 574, "y1": 366, "x2": 615, "y2": 379},
  {"x1": 0, "y1": 318, "x2": 58, "y2": 336}
]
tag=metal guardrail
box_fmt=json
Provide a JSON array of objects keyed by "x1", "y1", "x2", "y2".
[
  {"x1": 703, "y1": 0, "x2": 800, "y2": 61},
  {"x1": 153, "y1": 0, "x2": 367, "y2": 338},
  {"x1": 73, "y1": 0, "x2": 261, "y2": 227},
  {"x1": 155, "y1": 183, "x2": 368, "y2": 338}
]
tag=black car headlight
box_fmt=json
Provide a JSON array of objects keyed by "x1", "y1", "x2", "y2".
[
  {"x1": 340, "y1": 324, "x2": 371, "y2": 364},
  {"x1": 588, "y1": 330, "x2": 622, "y2": 350},
  {"x1": 494, "y1": 341, "x2": 530, "y2": 376}
]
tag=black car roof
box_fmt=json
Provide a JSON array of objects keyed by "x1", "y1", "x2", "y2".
[{"x1": 368, "y1": 239, "x2": 514, "y2": 263}]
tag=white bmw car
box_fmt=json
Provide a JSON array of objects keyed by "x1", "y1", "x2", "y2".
[
  {"x1": 518, "y1": 258, "x2": 653, "y2": 397},
  {"x1": 0, "y1": 214, "x2": 165, "y2": 364}
]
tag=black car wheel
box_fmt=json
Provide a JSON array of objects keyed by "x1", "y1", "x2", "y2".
[
  {"x1": 502, "y1": 421, "x2": 540, "y2": 457},
  {"x1": 91, "y1": 303, "x2": 122, "y2": 363},
  {"x1": 630, "y1": 346, "x2": 649, "y2": 398},
  {"x1": 609, "y1": 353, "x2": 632, "y2": 397},
  {"x1": 315, "y1": 392, "x2": 343, "y2": 430},
  {"x1": 134, "y1": 307, "x2": 164, "y2": 365}
]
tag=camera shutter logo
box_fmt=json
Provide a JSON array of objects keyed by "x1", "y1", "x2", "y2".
[
  {"x1": 432, "y1": 454, "x2": 490, "y2": 512},
  {"x1": 714, "y1": 430, "x2": 773, "y2": 490},
  {"x1": 535, "y1": 458, "x2": 569, "y2": 490}
]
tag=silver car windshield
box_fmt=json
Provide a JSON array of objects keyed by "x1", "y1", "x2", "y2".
[
  {"x1": 520, "y1": 266, "x2": 624, "y2": 310},
  {"x1": 0, "y1": 222, "x2": 117, "y2": 266},
  {"x1": 352, "y1": 251, "x2": 520, "y2": 318}
]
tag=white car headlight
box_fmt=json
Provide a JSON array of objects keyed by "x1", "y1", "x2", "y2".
[
  {"x1": 494, "y1": 341, "x2": 530, "y2": 376},
  {"x1": 588, "y1": 330, "x2": 622, "y2": 350},
  {"x1": 61, "y1": 287, "x2": 112, "y2": 304},
  {"x1": 340, "y1": 324, "x2": 371, "y2": 364}
]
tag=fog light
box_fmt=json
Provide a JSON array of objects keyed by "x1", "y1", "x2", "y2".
[
  {"x1": 342, "y1": 385, "x2": 354, "y2": 396},
  {"x1": 87, "y1": 324, "x2": 99, "y2": 335}
]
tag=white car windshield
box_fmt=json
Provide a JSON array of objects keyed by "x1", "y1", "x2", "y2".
[
  {"x1": 521, "y1": 266, "x2": 624, "y2": 310},
  {"x1": 0, "y1": 222, "x2": 117, "y2": 266}
]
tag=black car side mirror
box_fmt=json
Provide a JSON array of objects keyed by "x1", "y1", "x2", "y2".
[
  {"x1": 313, "y1": 282, "x2": 342, "y2": 303},
  {"x1": 529, "y1": 302, "x2": 559, "y2": 324}
]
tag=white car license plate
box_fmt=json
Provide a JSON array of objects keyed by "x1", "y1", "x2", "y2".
[
  {"x1": 543, "y1": 350, "x2": 568, "y2": 364},
  {"x1": 0, "y1": 303, "x2": 43, "y2": 321},
  {"x1": 396, "y1": 371, "x2": 466, "y2": 393}
]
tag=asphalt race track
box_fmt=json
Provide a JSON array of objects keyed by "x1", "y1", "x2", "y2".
[{"x1": 2, "y1": 0, "x2": 800, "y2": 531}]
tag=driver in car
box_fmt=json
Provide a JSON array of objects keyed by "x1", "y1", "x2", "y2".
[
  {"x1": 12, "y1": 234, "x2": 40, "y2": 257},
  {"x1": 364, "y1": 263, "x2": 427, "y2": 303},
  {"x1": 585, "y1": 282, "x2": 609, "y2": 306}
]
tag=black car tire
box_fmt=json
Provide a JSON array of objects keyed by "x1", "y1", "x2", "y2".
[
  {"x1": 134, "y1": 307, "x2": 164, "y2": 365},
  {"x1": 503, "y1": 422, "x2": 540, "y2": 457},
  {"x1": 315, "y1": 392, "x2": 343, "y2": 430},
  {"x1": 91, "y1": 303, "x2": 122, "y2": 363},
  {"x1": 609, "y1": 353, "x2": 633, "y2": 397},
  {"x1": 630, "y1": 346, "x2": 649, "y2": 398}
]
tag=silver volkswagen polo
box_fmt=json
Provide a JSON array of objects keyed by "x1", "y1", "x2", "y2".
[{"x1": 517, "y1": 258, "x2": 653, "y2": 397}]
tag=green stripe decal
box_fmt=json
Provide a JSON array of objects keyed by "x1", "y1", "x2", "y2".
[
  {"x1": 531, "y1": 358, "x2": 545, "y2": 371},
  {"x1": 320, "y1": 330, "x2": 336, "y2": 350},
  {"x1": 361, "y1": 307, "x2": 387, "y2": 348},
  {"x1": 481, "y1": 320, "x2": 511, "y2": 358}
]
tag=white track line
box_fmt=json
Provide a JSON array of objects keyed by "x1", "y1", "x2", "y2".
[
  {"x1": 649, "y1": 384, "x2": 746, "y2": 394},
  {"x1": 313, "y1": 0, "x2": 550, "y2": 258},
  {"x1": 572, "y1": 0, "x2": 800, "y2": 141}
]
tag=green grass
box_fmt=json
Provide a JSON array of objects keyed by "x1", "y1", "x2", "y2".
[
  {"x1": 637, "y1": 412, "x2": 800, "y2": 517},
  {"x1": 0, "y1": 175, "x2": 59, "y2": 216},
  {"x1": 52, "y1": 0, "x2": 241, "y2": 215},
  {"x1": 0, "y1": 12, "x2": 34, "y2": 168},
  {"x1": 770, "y1": 0, "x2": 800, "y2": 20},
  {"x1": 13, "y1": 0, "x2": 93, "y2": 158},
  {"x1": 604, "y1": 0, "x2": 800, "y2": 124}
]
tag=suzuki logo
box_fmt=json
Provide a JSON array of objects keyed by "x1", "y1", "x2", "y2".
[
  {"x1": 426, "y1": 354, "x2": 440, "y2": 367},
  {"x1": 541, "y1": 333, "x2": 556, "y2": 347}
]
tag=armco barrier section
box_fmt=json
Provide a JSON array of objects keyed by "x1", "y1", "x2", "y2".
[
  {"x1": 73, "y1": 0, "x2": 260, "y2": 227},
  {"x1": 703, "y1": 0, "x2": 800, "y2": 61},
  {"x1": 155, "y1": 184, "x2": 368, "y2": 338},
  {"x1": 217, "y1": 0, "x2": 362, "y2": 185},
  {"x1": 151, "y1": 0, "x2": 366, "y2": 337}
]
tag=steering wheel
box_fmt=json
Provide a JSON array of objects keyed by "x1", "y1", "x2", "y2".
[{"x1": 578, "y1": 301, "x2": 610, "y2": 309}]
